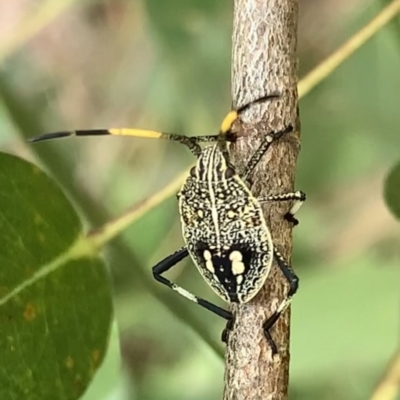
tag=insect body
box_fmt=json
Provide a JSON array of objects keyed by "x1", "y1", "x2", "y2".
[
  {"x1": 30, "y1": 94, "x2": 305, "y2": 354},
  {"x1": 179, "y1": 145, "x2": 274, "y2": 304}
]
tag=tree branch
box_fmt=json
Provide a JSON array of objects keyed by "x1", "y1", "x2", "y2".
[{"x1": 224, "y1": 0, "x2": 299, "y2": 399}]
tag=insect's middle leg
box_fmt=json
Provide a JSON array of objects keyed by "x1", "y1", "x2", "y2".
[
  {"x1": 257, "y1": 191, "x2": 306, "y2": 225},
  {"x1": 152, "y1": 247, "x2": 232, "y2": 324}
]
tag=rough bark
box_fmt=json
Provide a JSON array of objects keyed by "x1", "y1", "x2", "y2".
[{"x1": 223, "y1": 1, "x2": 300, "y2": 399}]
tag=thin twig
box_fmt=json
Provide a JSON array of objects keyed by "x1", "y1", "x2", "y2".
[
  {"x1": 88, "y1": 168, "x2": 190, "y2": 249},
  {"x1": 298, "y1": 0, "x2": 400, "y2": 97},
  {"x1": 370, "y1": 348, "x2": 400, "y2": 400}
]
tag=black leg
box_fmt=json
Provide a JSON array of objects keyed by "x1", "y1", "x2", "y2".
[
  {"x1": 243, "y1": 125, "x2": 293, "y2": 181},
  {"x1": 152, "y1": 247, "x2": 232, "y2": 322},
  {"x1": 257, "y1": 191, "x2": 306, "y2": 226},
  {"x1": 221, "y1": 316, "x2": 235, "y2": 343},
  {"x1": 262, "y1": 247, "x2": 299, "y2": 355}
]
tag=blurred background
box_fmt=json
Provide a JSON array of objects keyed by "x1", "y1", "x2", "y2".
[{"x1": 0, "y1": 0, "x2": 399, "y2": 399}]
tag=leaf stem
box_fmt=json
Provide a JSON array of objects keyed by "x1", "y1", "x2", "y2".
[
  {"x1": 298, "y1": 0, "x2": 400, "y2": 97},
  {"x1": 87, "y1": 168, "x2": 190, "y2": 249},
  {"x1": 369, "y1": 348, "x2": 400, "y2": 400}
]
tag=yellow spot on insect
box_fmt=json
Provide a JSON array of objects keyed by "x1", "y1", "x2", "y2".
[
  {"x1": 197, "y1": 210, "x2": 204, "y2": 218},
  {"x1": 230, "y1": 250, "x2": 243, "y2": 261},
  {"x1": 203, "y1": 250, "x2": 215, "y2": 273},
  {"x1": 23, "y1": 303, "x2": 37, "y2": 322},
  {"x1": 66, "y1": 356, "x2": 74, "y2": 369},
  {"x1": 229, "y1": 251, "x2": 245, "y2": 275},
  {"x1": 220, "y1": 111, "x2": 238, "y2": 134},
  {"x1": 236, "y1": 275, "x2": 243, "y2": 285},
  {"x1": 227, "y1": 210, "x2": 235, "y2": 219}
]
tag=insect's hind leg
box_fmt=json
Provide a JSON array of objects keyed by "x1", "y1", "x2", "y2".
[
  {"x1": 152, "y1": 247, "x2": 233, "y2": 331},
  {"x1": 262, "y1": 247, "x2": 299, "y2": 355},
  {"x1": 221, "y1": 316, "x2": 235, "y2": 343},
  {"x1": 257, "y1": 191, "x2": 306, "y2": 225}
]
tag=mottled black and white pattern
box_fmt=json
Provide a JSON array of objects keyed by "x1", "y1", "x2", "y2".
[{"x1": 178, "y1": 145, "x2": 273, "y2": 304}]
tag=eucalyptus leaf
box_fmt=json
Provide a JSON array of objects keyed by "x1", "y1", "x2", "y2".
[{"x1": 0, "y1": 153, "x2": 113, "y2": 400}]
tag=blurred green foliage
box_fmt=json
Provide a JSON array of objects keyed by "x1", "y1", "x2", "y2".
[{"x1": 0, "y1": 0, "x2": 399, "y2": 399}]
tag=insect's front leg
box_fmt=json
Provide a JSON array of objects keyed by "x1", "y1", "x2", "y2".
[{"x1": 257, "y1": 190, "x2": 306, "y2": 225}]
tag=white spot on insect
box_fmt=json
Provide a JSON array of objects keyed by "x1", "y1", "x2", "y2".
[
  {"x1": 227, "y1": 210, "x2": 235, "y2": 219},
  {"x1": 197, "y1": 210, "x2": 204, "y2": 218},
  {"x1": 236, "y1": 275, "x2": 243, "y2": 285},
  {"x1": 229, "y1": 250, "x2": 245, "y2": 275},
  {"x1": 204, "y1": 250, "x2": 212, "y2": 260},
  {"x1": 230, "y1": 250, "x2": 243, "y2": 261},
  {"x1": 203, "y1": 250, "x2": 215, "y2": 273},
  {"x1": 172, "y1": 285, "x2": 198, "y2": 303}
]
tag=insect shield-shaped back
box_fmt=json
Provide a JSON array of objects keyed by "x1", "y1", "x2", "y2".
[{"x1": 178, "y1": 145, "x2": 274, "y2": 304}]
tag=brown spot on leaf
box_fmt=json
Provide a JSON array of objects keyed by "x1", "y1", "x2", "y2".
[
  {"x1": 74, "y1": 374, "x2": 83, "y2": 392},
  {"x1": 91, "y1": 349, "x2": 101, "y2": 367},
  {"x1": 34, "y1": 214, "x2": 44, "y2": 225},
  {"x1": 38, "y1": 232, "x2": 46, "y2": 243},
  {"x1": 65, "y1": 356, "x2": 74, "y2": 369},
  {"x1": 23, "y1": 303, "x2": 37, "y2": 322}
]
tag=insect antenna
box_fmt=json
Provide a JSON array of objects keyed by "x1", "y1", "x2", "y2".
[{"x1": 29, "y1": 128, "x2": 208, "y2": 157}]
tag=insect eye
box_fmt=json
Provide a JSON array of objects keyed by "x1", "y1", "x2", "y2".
[
  {"x1": 190, "y1": 166, "x2": 197, "y2": 177},
  {"x1": 225, "y1": 167, "x2": 235, "y2": 178}
]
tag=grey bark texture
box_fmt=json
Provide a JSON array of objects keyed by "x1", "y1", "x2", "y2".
[{"x1": 223, "y1": 1, "x2": 300, "y2": 399}]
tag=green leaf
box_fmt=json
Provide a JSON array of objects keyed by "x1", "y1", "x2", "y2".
[
  {"x1": 0, "y1": 153, "x2": 113, "y2": 400},
  {"x1": 384, "y1": 159, "x2": 400, "y2": 220}
]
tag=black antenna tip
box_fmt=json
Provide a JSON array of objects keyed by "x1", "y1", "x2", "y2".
[{"x1": 28, "y1": 131, "x2": 73, "y2": 143}]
